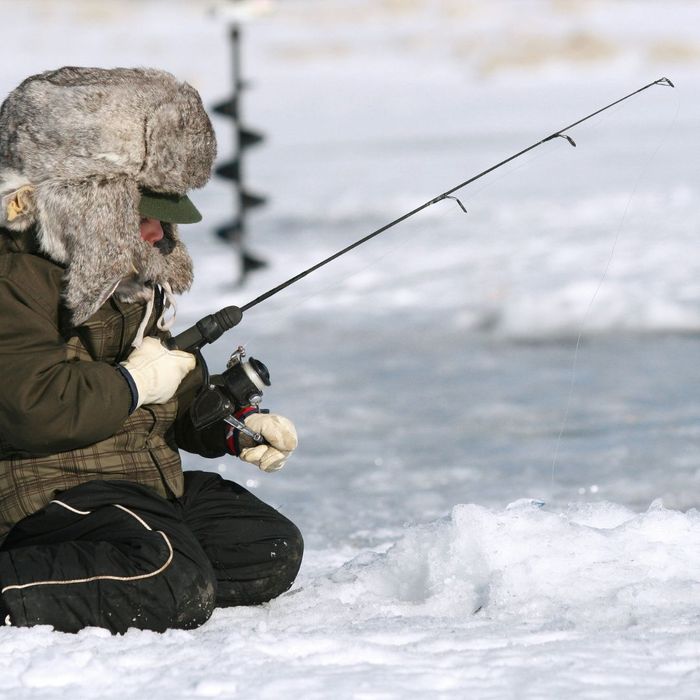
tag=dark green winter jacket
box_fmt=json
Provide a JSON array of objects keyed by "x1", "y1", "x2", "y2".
[{"x1": 0, "y1": 226, "x2": 228, "y2": 536}]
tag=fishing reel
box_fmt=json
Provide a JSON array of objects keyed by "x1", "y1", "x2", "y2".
[
  {"x1": 189, "y1": 346, "x2": 271, "y2": 438},
  {"x1": 168, "y1": 309, "x2": 270, "y2": 441}
]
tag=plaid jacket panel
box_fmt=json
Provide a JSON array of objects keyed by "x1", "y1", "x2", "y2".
[{"x1": 0, "y1": 291, "x2": 186, "y2": 536}]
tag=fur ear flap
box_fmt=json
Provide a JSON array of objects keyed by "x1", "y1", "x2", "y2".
[
  {"x1": 35, "y1": 176, "x2": 140, "y2": 324},
  {"x1": 0, "y1": 172, "x2": 36, "y2": 231},
  {"x1": 33, "y1": 175, "x2": 195, "y2": 325}
]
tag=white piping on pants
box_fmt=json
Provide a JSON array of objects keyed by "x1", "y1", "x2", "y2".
[
  {"x1": 0, "y1": 500, "x2": 174, "y2": 594},
  {"x1": 46, "y1": 500, "x2": 91, "y2": 516}
]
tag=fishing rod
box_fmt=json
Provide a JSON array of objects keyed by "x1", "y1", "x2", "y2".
[
  {"x1": 171, "y1": 77, "x2": 674, "y2": 441},
  {"x1": 171, "y1": 76, "x2": 674, "y2": 354}
]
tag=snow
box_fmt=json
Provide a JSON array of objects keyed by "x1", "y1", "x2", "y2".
[
  {"x1": 3, "y1": 502, "x2": 700, "y2": 698},
  {"x1": 1, "y1": 1, "x2": 700, "y2": 698}
]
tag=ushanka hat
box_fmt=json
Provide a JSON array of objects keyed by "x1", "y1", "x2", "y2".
[{"x1": 0, "y1": 66, "x2": 216, "y2": 325}]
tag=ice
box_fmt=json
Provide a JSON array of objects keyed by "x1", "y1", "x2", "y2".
[
  {"x1": 5, "y1": 502, "x2": 700, "y2": 698},
  {"x1": 1, "y1": 0, "x2": 700, "y2": 698},
  {"x1": 286, "y1": 501, "x2": 700, "y2": 627}
]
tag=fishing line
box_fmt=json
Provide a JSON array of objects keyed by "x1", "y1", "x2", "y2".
[
  {"x1": 549, "y1": 87, "x2": 682, "y2": 488},
  {"x1": 462, "y1": 90, "x2": 657, "y2": 210}
]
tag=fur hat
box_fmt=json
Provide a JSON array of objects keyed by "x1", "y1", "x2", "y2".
[{"x1": 0, "y1": 66, "x2": 216, "y2": 324}]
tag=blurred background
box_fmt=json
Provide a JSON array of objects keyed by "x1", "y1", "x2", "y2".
[{"x1": 2, "y1": 0, "x2": 699, "y2": 549}]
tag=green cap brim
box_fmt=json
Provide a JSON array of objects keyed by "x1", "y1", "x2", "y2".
[{"x1": 138, "y1": 189, "x2": 202, "y2": 224}]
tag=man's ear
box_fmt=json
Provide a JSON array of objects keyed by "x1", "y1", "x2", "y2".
[{"x1": 1, "y1": 185, "x2": 35, "y2": 229}]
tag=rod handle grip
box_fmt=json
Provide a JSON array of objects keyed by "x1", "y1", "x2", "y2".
[{"x1": 168, "y1": 305, "x2": 243, "y2": 351}]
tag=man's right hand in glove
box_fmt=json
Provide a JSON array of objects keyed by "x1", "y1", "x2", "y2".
[{"x1": 119, "y1": 336, "x2": 195, "y2": 410}]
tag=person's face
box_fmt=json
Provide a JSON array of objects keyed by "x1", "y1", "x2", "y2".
[{"x1": 139, "y1": 217, "x2": 164, "y2": 246}]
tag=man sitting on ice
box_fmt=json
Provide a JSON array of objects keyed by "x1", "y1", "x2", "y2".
[{"x1": 0, "y1": 67, "x2": 302, "y2": 633}]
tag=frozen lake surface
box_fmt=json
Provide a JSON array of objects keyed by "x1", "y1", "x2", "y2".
[{"x1": 1, "y1": 1, "x2": 699, "y2": 698}]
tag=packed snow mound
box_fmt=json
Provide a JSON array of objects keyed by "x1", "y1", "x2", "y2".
[{"x1": 278, "y1": 500, "x2": 700, "y2": 627}]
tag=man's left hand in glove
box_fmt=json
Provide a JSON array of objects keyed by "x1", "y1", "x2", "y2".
[{"x1": 226, "y1": 411, "x2": 298, "y2": 472}]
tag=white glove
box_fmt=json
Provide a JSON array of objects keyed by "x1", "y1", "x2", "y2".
[
  {"x1": 238, "y1": 413, "x2": 298, "y2": 472},
  {"x1": 120, "y1": 337, "x2": 195, "y2": 409}
]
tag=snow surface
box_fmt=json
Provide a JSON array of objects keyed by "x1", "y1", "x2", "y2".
[{"x1": 1, "y1": 1, "x2": 699, "y2": 698}]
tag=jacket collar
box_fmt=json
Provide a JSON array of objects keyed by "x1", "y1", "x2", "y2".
[{"x1": 0, "y1": 225, "x2": 43, "y2": 256}]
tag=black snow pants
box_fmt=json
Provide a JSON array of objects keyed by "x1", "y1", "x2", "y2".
[{"x1": 0, "y1": 471, "x2": 303, "y2": 634}]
